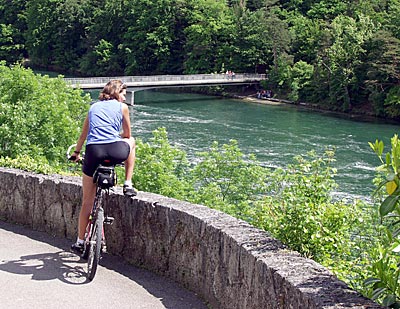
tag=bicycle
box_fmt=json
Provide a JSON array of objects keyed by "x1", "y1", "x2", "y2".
[{"x1": 67, "y1": 144, "x2": 118, "y2": 281}]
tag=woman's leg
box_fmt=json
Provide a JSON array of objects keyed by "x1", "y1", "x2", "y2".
[
  {"x1": 78, "y1": 174, "x2": 97, "y2": 240},
  {"x1": 123, "y1": 137, "x2": 136, "y2": 182}
]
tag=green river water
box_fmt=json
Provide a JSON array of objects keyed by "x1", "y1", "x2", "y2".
[{"x1": 125, "y1": 89, "x2": 400, "y2": 201}]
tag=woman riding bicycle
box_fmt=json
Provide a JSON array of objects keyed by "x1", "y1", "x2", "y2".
[{"x1": 71, "y1": 79, "x2": 137, "y2": 253}]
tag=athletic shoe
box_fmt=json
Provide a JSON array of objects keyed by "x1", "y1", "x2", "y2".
[
  {"x1": 123, "y1": 185, "x2": 137, "y2": 197},
  {"x1": 71, "y1": 242, "x2": 84, "y2": 254}
]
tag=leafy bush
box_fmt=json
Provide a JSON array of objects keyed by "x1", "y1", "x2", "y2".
[
  {"x1": 0, "y1": 63, "x2": 89, "y2": 166},
  {"x1": 0, "y1": 155, "x2": 61, "y2": 175},
  {"x1": 365, "y1": 135, "x2": 400, "y2": 307},
  {"x1": 249, "y1": 150, "x2": 365, "y2": 263},
  {"x1": 188, "y1": 140, "x2": 269, "y2": 219},
  {"x1": 133, "y1": 127, "x2": 192, "y2": 200}
]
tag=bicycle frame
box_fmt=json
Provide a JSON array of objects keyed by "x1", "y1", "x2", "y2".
[
  {"x1": 82, "y1": 164, "x2": 116, "y2": 281},
  {"x1": 81, "y1": 187, "x2": 106, "y2": 258}
]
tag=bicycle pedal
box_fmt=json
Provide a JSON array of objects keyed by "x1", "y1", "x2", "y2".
[{"x1": 104, "y1": 216, "x2": 114, "y2": 225}]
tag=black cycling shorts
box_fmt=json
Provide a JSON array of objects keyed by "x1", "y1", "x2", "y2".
[{"x1": 82, "y1": 141, "x2": 130, "y2": 177}]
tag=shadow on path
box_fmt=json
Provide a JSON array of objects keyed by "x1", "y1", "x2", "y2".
[
  {"x1": 0, "y1": 250, "x2": 87, "y2": 284},
  {"x1": 0, "y1": 220, "x2": 207, "y2": 309}
]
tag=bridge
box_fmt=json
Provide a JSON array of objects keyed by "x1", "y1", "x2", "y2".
[
  {"x1": 64, "y1": 73, "x2": 265, "y2": 89},
  {"x1": 64, "y1": 73, "x2": 266, "y2": 104}
]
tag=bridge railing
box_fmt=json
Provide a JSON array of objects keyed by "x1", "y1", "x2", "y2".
[{"x1": 64, "y1": 73, "x2": 266, "y2": 86}]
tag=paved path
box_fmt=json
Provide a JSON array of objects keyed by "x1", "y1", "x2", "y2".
[{"x1": 0, "y1": 221, "x2": 208, "y2": 309}]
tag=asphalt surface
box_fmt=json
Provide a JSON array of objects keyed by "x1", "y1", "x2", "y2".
[{"x1": 0, "y1": 220, "x2": 208, "y2": 309}]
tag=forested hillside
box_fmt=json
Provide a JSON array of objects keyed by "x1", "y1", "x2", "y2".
[{"x1": 1, "y1": 0, "x2": 399, "y2": 117}]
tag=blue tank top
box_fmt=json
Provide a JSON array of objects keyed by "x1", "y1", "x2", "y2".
[{"x1": 86, "y1": 99, "x2": 123, "y2": 145}]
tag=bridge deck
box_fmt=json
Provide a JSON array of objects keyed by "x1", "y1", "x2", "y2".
[{"x1": 64, "y1": 73, "x2": 265, "y2": 89}]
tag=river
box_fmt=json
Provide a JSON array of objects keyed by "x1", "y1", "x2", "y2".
[{"x1": 121, "y1": 89, "x2": 400, "y2": 201}]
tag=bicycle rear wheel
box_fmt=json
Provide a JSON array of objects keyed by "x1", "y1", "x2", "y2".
[{"x1": 87, "y1": 208, "x2": 104, "y2": 281}]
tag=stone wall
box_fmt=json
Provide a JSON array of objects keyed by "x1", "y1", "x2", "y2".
[{"x1": 0, "y1": 168, "x2": 382, "y2": 309}]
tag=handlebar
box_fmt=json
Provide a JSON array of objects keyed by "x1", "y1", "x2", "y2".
[{"x1": 67, "y1": 144, "x2": 84, "y2": 162}]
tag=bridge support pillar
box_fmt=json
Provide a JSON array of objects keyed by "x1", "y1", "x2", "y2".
[{"x1": 129, "y1": 91, "x2": 135, "y2": 105}]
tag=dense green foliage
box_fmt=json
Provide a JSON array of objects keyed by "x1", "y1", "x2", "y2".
[
  {"x1": 0, "y1": 63, "x2": 90, "y2": 169},
  {"x1": 1, "y1": 0, "x2": 399, "y2": 117},
  {"x1": 132, "y1": 127, "x2": 192, "y2": 199},
  {"x1": 367, "y1": 135, "x2": 400, "y2": 307},
  {"x1": 252, "y1": 150, "x2": 361, "y2": 262}
]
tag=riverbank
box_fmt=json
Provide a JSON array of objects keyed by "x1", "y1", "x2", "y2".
[
  {"x1": 184, "y1": 84, "x2": 394, "y2": 124},
  {"x1": 229, "y1": 92, "x2": 400, "y2": 124}
]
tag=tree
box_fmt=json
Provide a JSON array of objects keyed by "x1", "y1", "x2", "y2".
[
  {"x1": 386, "y1": 0, "x2": 400, "y2": 38},
  {"x1": 79, "y1": 0, "x2": 128, "y2": 76},
  {"x1": 288, "y1": 60, "x2": 314, "y2": 101},
  {"x1": 263, "y1": 12, "x2": 293, "y2": 95},
  {"x1": 0, "y1": 24, "x2": 24, "y2": 63},
  {"x1": 363, "y1": 30, "x2": 400, "y2": 117},
  {"x1": 0, "y1": 0, "x2": 27, "y2": 63},
  {"x1": 288, "y1": 13, "x2": 325, "y2": 63},
  {"x1": 133, "y1": 127, "x2": 191, "y2": 199},
  {"x1": 317, "y1": 14, "x2": 376, "y2": 110},
  {"x1": 228, "y1": 5, "x2": 272, "y2": 73},
  {"x1": 183, "y1": 0, "x2": 236, "y2": 73},
  {"x1": 306, "y1": 0, "x2": 349, "y2": 20},
  {"x1": 25, "y1": 0, "x2": 89, "y2": 73},
  {"x1": 279, "y1": 0, "x2": 349, "y2": 19},
  {"x1": 122, "y1": 0, "x2": 188, "y2": 75}
]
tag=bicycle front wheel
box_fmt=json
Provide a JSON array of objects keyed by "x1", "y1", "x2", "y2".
[
  {"x1": 87, "y1": 208, "x2": 104, "y2": 281},
  {"x1": 81, "y1": 221, "x2": 92, "y2": 260}
]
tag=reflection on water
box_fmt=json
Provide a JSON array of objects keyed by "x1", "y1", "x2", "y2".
[{"x1": 128, "y1": 90, "x2": 399, "y2": 201}]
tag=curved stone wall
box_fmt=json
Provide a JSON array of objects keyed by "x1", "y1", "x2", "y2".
[{"x1": 0, "y1": 168, "x2": 382, "y2": 309}]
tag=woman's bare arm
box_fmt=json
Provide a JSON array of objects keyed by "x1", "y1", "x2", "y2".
[
  {"x1": 121, "y1": 104, "x2": 131, "y2": 138},
  {"x1": 75, "y1": 115, "x2": 89, "y2": 152}
]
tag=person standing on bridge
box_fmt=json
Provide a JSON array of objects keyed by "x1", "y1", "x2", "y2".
[{"x1": 71, "y1": 79, "x2": 137, "y2": 253}]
